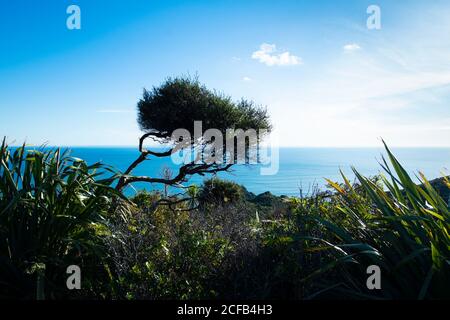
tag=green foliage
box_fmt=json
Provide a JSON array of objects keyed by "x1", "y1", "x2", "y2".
[
  {"x1": 137, "y1": 76, "x2": 272, "y2": 140},
  {"x1": 296, "y1": 142, "x2": 450, "y2": 299},
  {"x1": 1, "y1": 139, "x2": 448, "y2": 300},
  {"x1": 106, "y1": 200, "x2": 233, "y2": 299},
  {"x1": 0, "y1": 139, "x2": 122, "y2": 299},
  {"x1": 130, "y1": 190, "x2": 160, "y2": 211},
  {"x1": 198, "y1": 178, "x2": 244, "y2": 207}
]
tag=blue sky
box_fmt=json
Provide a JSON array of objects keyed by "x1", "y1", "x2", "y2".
[{"x1": 1, "y1": 0, "x2": 450, "y2": 146}]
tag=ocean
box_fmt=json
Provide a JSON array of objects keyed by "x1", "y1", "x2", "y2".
[{"x1": 64, "y1": 147, "x2": 450, "y2": 197}]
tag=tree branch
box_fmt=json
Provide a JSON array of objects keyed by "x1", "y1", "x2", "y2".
[{"x1": 116, "y1": 133, "x2": 234, "y2": 193}]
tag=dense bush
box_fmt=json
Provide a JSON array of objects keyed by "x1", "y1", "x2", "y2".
[
  {"x1": 105, "y1": 198, "x2": 235, "y2": 299},
  {"x1": 197, "y1": 178, "x2": 245, "y2": 207},
  {"x1": 1, "y1": 140, "x2": 448, "y2": 300},
  {"x1": 0, "y1": 140, "x2": 123, "y2": 299},
  {"x1": 296, "y1": 143, "x2": 450, "y2": 299}
]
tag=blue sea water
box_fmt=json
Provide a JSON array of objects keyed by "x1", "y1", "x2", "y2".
[{"x1": 65, "y1": 147, "x2": 450, "y2": 197}]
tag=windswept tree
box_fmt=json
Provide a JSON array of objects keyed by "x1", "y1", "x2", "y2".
[{"x1": 116, "y1": 76, "x2": 272, "y2": 192}]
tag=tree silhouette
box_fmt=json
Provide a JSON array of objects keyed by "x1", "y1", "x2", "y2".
[{"x1": 116, "y1": 76, "x2": 271, "y2": 192}]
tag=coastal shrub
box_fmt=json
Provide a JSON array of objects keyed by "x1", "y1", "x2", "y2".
[
  {"x1": 209, "y1": 214, "x2": 306, "y2": 299},
  {"x1": 105, "y1": 201, "x2": 234, "y2": 299},
  {"x1": 197, "y1": 178, "x2": 244, "y2": 208},
  {"x1": 0, "y1": 139, "x2": 122, "y2": 299},
  {"x1": 1, "y1": 138, "x2": 448, "y2": 300},
  {"x1": 296, "y1": 142, "x2": 450, "y2": 299}
]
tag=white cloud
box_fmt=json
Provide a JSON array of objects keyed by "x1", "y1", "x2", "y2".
[
  {"x1": 243, "y1": 76, "x2": 252, "y2": 81},
  {"x1": 343, "y1": 43, "x2": 361, "y2": 51},
  {"x1": 250, "y1": 6, "x2": 450, "y2": 147},
  {"x1": 257, "y1": 25, "x2": 450, "y2": 147},
  {"x1": 252, "y1": 43, "x2": 302, "y2": 66}
]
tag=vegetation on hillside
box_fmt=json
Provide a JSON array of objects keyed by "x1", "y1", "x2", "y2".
[
  {"x1": 1, "y1": 138, "x2": 448, "y2": 300},
  {"x1": 0, "y1": 139, "x2": 123, "y2": 299}
]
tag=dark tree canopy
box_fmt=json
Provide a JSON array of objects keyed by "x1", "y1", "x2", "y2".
[{"x1": 137, "y1": 76, "x2": 272, "y2": 140}]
